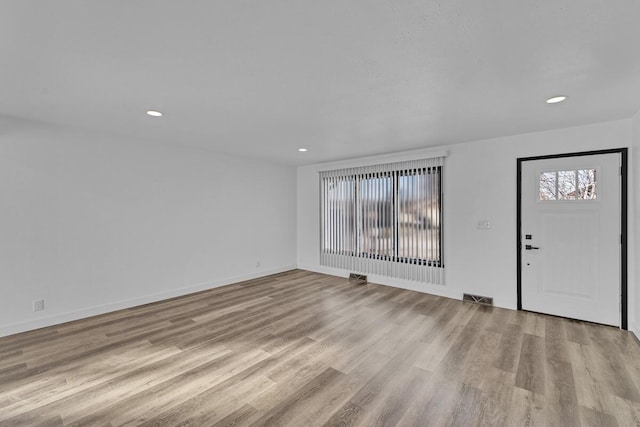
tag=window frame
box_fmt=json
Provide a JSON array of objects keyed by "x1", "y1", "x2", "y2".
[
  {"x1": 321, "y1": 165, "x2": 443, "y2": 268},
  {"x1": 537, "y1": 167, "x2": 600, "y2": 202}
]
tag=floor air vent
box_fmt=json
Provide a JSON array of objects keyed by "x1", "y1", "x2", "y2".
[
  {"x1": 349, "y1": 273, "x2": 367, "y2": 284},
  {"x1": 463, "y1": 293, "x2": 493, "y2": 306}
]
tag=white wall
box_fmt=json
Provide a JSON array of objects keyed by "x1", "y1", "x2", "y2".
[
  {"x1": 298, "y1": 119, "x2": 634, "y2": 317},
  {"x1": 632, "y1": 110, "x2": 640, "y2": 339},
  {"x1": 0, "y1": 118, "x2": 297, "y2": 337}
]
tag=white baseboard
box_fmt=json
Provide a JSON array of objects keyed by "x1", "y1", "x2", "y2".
[
  {"x1": 297, "y1": 263, "x2": 462, "y2": 300},
  {"x1": 0, "y1": 264, "x2": 297, "y2": 338},
  {"x1": 296, "y1": 263, "x2": 516, "y2": 310},
  {"x1": 631, "y1": 323, "x2": 640, "y2": 343}
]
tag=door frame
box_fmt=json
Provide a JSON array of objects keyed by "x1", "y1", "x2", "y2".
[{"x1": 516, "y1": 148, "x2": 628, "y2": 329}]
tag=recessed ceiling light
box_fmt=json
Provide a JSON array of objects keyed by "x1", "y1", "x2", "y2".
[
  {"x1": 298, "y1": 148, "x2": 308, "y2": 152},
  {"x1": 146, "y1": 110, "x2": 163, "y2": 117},
  {"x1": 546, "y1": 96, "x2": 567, "y2": 104}
]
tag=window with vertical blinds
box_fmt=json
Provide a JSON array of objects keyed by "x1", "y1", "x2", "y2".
[{"x1": 320, "y1": 157, "x2": 444, "y2": 284}]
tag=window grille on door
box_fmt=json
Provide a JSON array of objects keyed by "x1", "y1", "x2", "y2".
[{"x1": 539, "y1": 169, "x2": 598, "y2": 201}]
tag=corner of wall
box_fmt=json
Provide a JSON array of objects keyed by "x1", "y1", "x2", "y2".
[
  {"x1": 632, "y1": 323, "x2": 640, "y2": 343},
  {"x1": 632, "y1": 109, "x2": 640, "y2": 338}
]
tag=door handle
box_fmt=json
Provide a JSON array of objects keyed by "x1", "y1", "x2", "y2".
[{"x1": 525, "y1": 245, "x2": 539, "y2": 250}]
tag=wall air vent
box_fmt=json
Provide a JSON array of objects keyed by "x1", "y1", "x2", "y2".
[
  {"x1": 349, "y1": 273, "x2": 367, "y2": 284},
  {"x1": 463, "y1": 293, "x2": 493, "y2": 306}
]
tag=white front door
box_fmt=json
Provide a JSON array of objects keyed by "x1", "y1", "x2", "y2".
[{"x1": 521, "y1": 153, "x2": 621, "y2": 326}]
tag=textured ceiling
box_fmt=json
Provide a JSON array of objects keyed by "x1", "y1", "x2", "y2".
[{"x1": 1, "y1": 1, "x2": 640, "y2": 164}]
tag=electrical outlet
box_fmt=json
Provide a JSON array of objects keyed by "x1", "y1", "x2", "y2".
[
  {"x1": 33, "y1": 299, "x2": 44, "y2": 312},
  {"x1": 477, "y1": 220, "x2": 491, "y2": 229}
]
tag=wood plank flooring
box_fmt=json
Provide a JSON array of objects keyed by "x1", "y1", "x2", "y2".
[{"x1": 1, "y1": 269, "x2": 639, "y2": 426}]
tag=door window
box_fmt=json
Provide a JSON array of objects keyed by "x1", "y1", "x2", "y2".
[{"x1": 538, "y1": 169, "x2": 597, "y2": 201}]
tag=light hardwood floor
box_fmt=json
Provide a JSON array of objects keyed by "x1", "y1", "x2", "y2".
[{"x1": 1, "y1": 269, "x2": 639, "y2": 426}]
